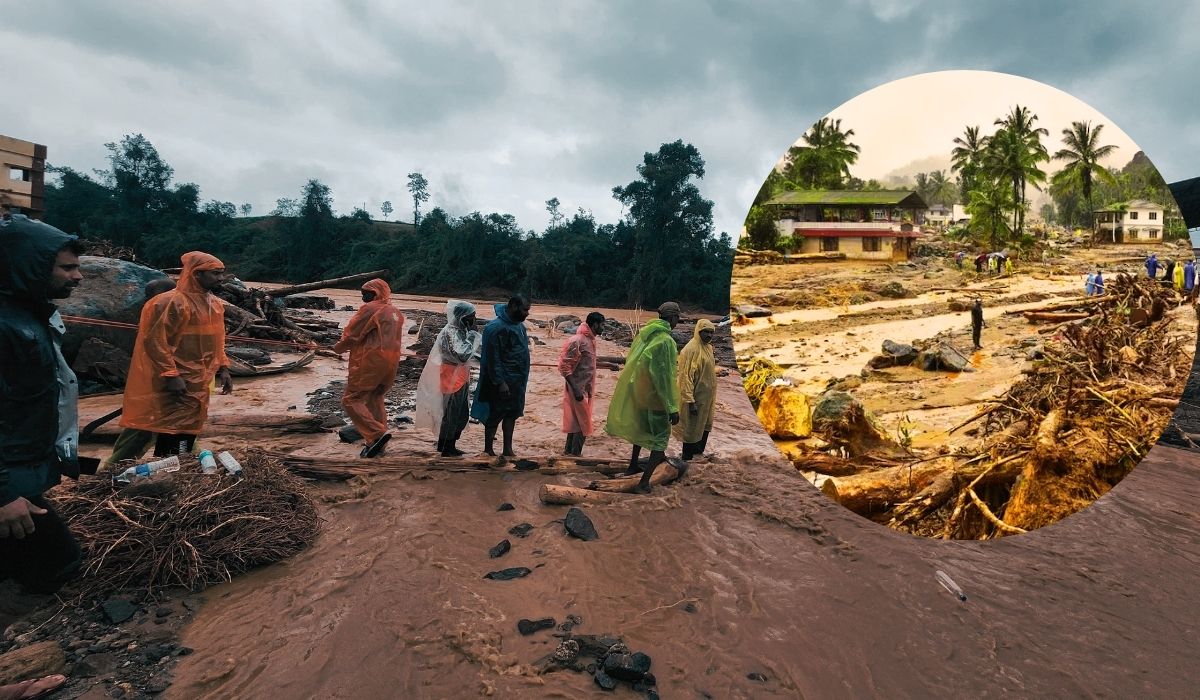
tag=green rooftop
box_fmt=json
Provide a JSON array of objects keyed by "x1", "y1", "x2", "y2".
[{"x1": 762, "y1": 190, "x2": 927, "y2": 207}]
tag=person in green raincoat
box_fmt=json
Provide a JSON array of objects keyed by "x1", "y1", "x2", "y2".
[
  {"x1": 673, "y1": 318, "x2": 717, "y2": 460},
  {"x1": 606, "y1": 301, "x2": 681, "y2": 493}
]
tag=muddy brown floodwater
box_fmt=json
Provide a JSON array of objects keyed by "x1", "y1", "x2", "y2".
[{"x1": 69, "y1": 289, "x2": 1200, "y2": 698}]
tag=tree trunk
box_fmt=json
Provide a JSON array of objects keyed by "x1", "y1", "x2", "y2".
[
  {"x1": 539, "y1": 484, "x2": 628, "y2": 505},
  {"x1": 267, "y1": 270, "x2": 390, "y2": 298},
  {"x1": 822, "y1": 459, "x2": 951, "y2": 515},
  {"x1": 0, "y1": 641, "x2": 66, "y2": 685},
  {"x1": 585, "y1": 461, "x2": 682, "y2": 492}
]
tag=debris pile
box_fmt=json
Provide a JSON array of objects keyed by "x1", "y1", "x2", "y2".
[
  {"x1": 884, "y1": 273, "x2": 1191, "y2": 538},
  {"x1": 52, "y1": 451, "x2": 320, "y2": 598}
]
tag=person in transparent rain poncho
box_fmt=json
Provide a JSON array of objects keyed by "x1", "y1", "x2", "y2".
[{"x1": 416, "y1": 300, "x2": 481, "y2": 457}]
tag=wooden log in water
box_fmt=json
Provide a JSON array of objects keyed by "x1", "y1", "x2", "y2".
[
  {"x1": 822, "y1": 460, "x2": 951, "y2": 515},
  {"x1": 586, "y1": 461, "x2": 683, "y2": 492},
  {"x1": 539, "y1": 484, "x2": 629, "y2": 505}
]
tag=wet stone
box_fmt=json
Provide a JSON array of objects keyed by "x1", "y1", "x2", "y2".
[
  {"x1": 603, "y1": 652, "x2": 652, "y2": 682},
  {"x1": 488, "y1": 540, "x2": 511, "y2": 558},
  {"x1": 643, "y1": 672, "x2": 657, "y2": 686},
  {"x1": 593, "y1": 669, "x2": 618, "y2": 691},
  {"x1": 517, "y1": 618, "x2": 556, "y2": 635},
  {"x1": 683, "y1": 602, "x2": 698, "y2": 613},
  {"x1": 514, "y1": 459, "x2": 539, "y2": 471},
  {"x1": 508, "y1": 523, "x2": 534, "y2": 538},
  {"x1": 564, "y1": 507, "x2": 598, "y2": 541},
  {"x1": 483, "y1": 567, "x2": 532, "y2": 581},
  {"x1": 337, "y1": 425, "x2": 362, "y2": 443},
  {"x1": 497, "y1": 503, "x2": 515, "y2": 511},
  {"x1": 102, "y1": 599, "x2": 137, "y2": 624},
  {"x1": 559, "y1": 614, "x2": 582, "y2": 632}
]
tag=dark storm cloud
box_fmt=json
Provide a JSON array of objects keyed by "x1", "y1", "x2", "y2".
[{"x1": 1, "y1": 1, "x2": 1195, "y2": 237}]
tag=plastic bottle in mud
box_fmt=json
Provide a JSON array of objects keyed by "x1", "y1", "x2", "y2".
[
  {"x1": 198, "y1": 450, "x2": 219, "y2": 475},
  {"x1": 113, "y1": 455, "x2": 181, "y2": 485},
  {"x1": 216, "y1": 451, "x2": 243, "y2": 478}
]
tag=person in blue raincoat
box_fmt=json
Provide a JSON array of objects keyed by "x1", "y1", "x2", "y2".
[{"x1": 470, "y1": 295, "x2": 531, "y2": 456}]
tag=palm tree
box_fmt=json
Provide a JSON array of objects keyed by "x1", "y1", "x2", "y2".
[
  {"x1": 1051, "y1": 121, "x2": 1118, "y2": 241},
  {"x1": 951, "y1": 125, "x2": 987, "y2": 202},
  {"x1": 967, "y1": 177, "x2": 1015, "y2": 248},
  {"x1": 783, "y1": 117, "x2": 861, "y2": 189},
  {"x1": 989, "y1": 105, "x2": 1049, "y2": 235},
  {"x1": 928, "y1": 170, "x2": 956, "y2": 205}
]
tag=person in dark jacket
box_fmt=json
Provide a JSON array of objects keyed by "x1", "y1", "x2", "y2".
[
  {"x1": 470, "y1": 295, "x2": 531, "y2": 456},
  {"x1": 0, "y1": 214, "x2": 88, "y2": 594},
  {"x1": 970, "y1": 298, "x2": 984, "y2": 350}
]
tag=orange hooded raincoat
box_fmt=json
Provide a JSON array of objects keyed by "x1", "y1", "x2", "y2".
[
  {"x1": 119, "y1": 252, "x2": 229, "y2": 434},
  {"x1": 333, "y1": 279, "x2": 405, "y2": 443}
]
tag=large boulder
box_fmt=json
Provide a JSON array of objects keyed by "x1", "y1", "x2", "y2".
[
  {"x1": 755, "y1": 384, "x2": 812, "y2": 438},
  {"x1": 811, "y1": 390, "x2": 894, "y2": 457},
  {"x1": 57, "y1": 256, "x2": 169, "y2": 360},
  {"x1": 868, "y1": 340, "x2": 918, "y2": 368},
  {"x1": 733, "y1": 304, "x2": 773, "y2": 318},
  {"x1": 915, "y1": 344, "x2": 973, "y2": 373}
]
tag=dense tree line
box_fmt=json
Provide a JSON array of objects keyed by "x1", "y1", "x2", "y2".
[{"x1": 43, "y1": 135, "x2": 733, "y2": 312}]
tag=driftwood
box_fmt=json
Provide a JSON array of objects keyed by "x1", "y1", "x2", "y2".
[
  {"x1": 226, "y1": 350, "x2": 317, "y2": 377},
  {"x1": 585, "y1": 461, "x2": 683, "y2": 492},
  {"x1": 539, "y1": 484, "x2": 629, "y2": 505},
  {"x1": 0, "y1": 641, "x2": 66, "y2": 685},
  {"x1": 263, "y1": 450, "x2": 631, "y2": 480},
  {"x1": 1003, "y1": 296, "x2": 1104, "y2": 315},
  {"x1": 791, "y1": 452, "x2": 879, "y2": 477},
  {"x1": 79, "y1": 413, "x2": 327, "y2": 442},
  {"x1": 266, "y1": 270, "x2": 390, "y2": 298},
  {"x1": 821, "y1": 459, "x2": 952, "y2": 515},
  {"x1": 1023, "y1": 311, "x2": 1091, "y2": 323}
]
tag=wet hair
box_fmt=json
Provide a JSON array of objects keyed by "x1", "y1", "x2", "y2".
[
  {"x1": 60, "y1": 239, "x2": 85, "y2": 256},
  {"x1": 586, "y1": 312, "x2": 605, "y2": 326},
  {"x1": 508, "y1": 294, "x2": 530, "y2": 311},
  {"x1": 145, "y1": 278, "x2": 177, "y2": 298}
]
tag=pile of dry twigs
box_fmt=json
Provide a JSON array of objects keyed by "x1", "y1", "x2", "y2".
[
  {"x1": 52, "y1": 451, "x2": 320, "y2": 598},
  {"x1": 890, "y1": 274, "x2": 1193, "y2": 539}
]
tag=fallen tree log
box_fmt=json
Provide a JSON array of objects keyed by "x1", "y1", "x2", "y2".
[
  {"x1": 585, "y1": 460, "x2": 683, "y2": 492},
  {"x1": 1023, "y1": 311, "x2": 1092, "y2": 323},
  {"x1": 226, "y1": 350, "x2": 317, "y2": 377},
  {"x1": 539, "y1": 484, "x2": 629, "y2": 505},
  {"x1": 0, "y1": 641, "x2": 66, "y2": 686},
  {"x1": 80, "y1": 413, "x2": 328, "y2": 441},
  {"x1": 267, "y1": 270, "x2": 390, "y2": 298},
  {"x1": 790, "y1": 452, "x2": 879, "y2": 476},
  {"x1": 822, "y1": 459, "x2": 952, "y2": 515},
  {"x1": 1004, "y1": 296, "x2": 1104, "y2": 315}
]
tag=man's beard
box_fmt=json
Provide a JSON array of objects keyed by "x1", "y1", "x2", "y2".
[{"x1": 48, "y1": 284, "x2": 78, "y2": 299}]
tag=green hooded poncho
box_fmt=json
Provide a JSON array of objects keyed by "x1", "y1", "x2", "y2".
[{"x1": 604, "y1": 318, "x2": 679, "y2": 451}]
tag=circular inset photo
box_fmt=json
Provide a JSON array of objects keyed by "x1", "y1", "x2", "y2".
[{"x1": 733, "y1": 70, "x2": 1195, "y2": 539}]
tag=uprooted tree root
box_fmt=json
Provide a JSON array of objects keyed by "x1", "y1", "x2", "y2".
[
  {"x1": 51, "y1": 452, "x2": 321, "y2": 599},
  {"x1": 816, "y1": 274, "x2": 1192, "y2": 540}
]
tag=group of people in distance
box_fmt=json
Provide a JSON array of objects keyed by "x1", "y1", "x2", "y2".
[
  {"x1": 1144, "y1": 253, "x2": 1199, "y2": 303},
  {"x1": 955, "y1": 250, "x2": 1014, "y2": 276}
]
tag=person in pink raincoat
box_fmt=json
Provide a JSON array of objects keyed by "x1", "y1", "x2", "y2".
[{"x1": 558, "y1": 312, "x2": 607, "y2": 456}]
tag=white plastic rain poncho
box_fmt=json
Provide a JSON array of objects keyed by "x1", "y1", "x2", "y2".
[{"x1": 415, "y1": 300, "x2": 481, "y2": 441}]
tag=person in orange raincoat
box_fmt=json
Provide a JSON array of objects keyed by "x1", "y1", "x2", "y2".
[
  {"x1": 558, "y1": 312, "x2": 606, "y2": 456},
  {"x1": 333, "y1": 278, "x2": 405, "y2": 458},
  {"x1": 119, "y1": 252, "x2": 233, "y2": 457}
]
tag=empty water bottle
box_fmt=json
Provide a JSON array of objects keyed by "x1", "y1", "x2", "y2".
[
  {"x1": 198, "y1": 450, "x2": 219, "y2": 475},
  {"x1": 216, "y1": 451, "x2": 243, "y2": 478},
  {"x1": 113, "y1": 455, "x2": 181, "y2": 485},
  {"x1": 935, "y1": 570, "x2": 967, "y2": 602}
]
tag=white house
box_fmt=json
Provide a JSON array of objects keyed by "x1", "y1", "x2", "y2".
[
  {"x1": 924, "y1": 202, "x2": 953, "y2": 226},
  {"x1": 1094, "y1": 199, "x2": 1165, "y2": 244}
]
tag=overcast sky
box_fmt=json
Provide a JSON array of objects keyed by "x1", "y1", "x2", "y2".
[{"x1": 3, "y1": 1, "x2": 1197, "y2": 239}]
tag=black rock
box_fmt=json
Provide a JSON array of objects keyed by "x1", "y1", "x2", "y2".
[
  {"x1": 102, "y1": 599, "x2": 137, "y2": 624},
  {"x1": 748, "y1": 672, "x2": 768, "y2": 682},
  {"x1": 586, "y1": 663, "x2": 597, "y2": 674},
  {"x1": 497, "y1": 503, "x2": 515, "y2": 511},
  {"x1": 175, "y1": 646, "x2": 193, "y2": 656},
  {"x1": 517, "y1": 617, "x2": 556, "y2": 635},
  {"x1": 514, "y1": 459, "x2": 539, "y2": 471},
  {"x1": 564, "y1": 507, "x2": 598, "y2": 541},
  {"x1": 508, "y1": 523, "x2": 534, "y2": 538},
  {"x1": 593, "y1": 669, "x2": 618, "y2": 691},
  {"x1": 643, "y1": 672, "x2": 657, "y2": 686},
  {"x1": 603, "y1": 651, "x2": 652, "y2": 682},
  {"x1": 647, "y1": 691, "x2": 661, "y2": 700},
  {"x1": 320, "y1": 416, "x2": 346, "y2": 429},
  {"x1": 338, "y1": 425, "x2": 363, "y2": 443},
  {"x1": 488, "y1": 540, "x2": 511, "y2": 558},
  {"x1": 559, "y1": 614, "x2": 582, "y2": 632},
  {"x1": 483, "y1": 567, "x2": 532, "y2": 581},
  {"x1": 155, "y1": 607, "x2": 171, "y2": 618},
  {"x1": 683, "y1": 602, "x2": 698, "y2": 613}
]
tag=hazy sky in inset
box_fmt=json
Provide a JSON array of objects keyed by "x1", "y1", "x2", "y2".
[
  {"x1": 818, "y1": 71, "x2": 1141, "y2": 182},
  {"x1": 2, "y1": 1, "x2": 1197, "y2": 239}
]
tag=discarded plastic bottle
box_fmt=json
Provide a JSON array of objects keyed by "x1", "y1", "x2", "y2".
[
  {"x1": 113, "y1": 455, "x2": 181, "y2": 485},
  {"x1": 935, "y1": 570, "x2": 967, "y2": 602},
  {"x1": 216, "y1": 451, "x2": 243, "y2": 478},
  {"x1": 198, "y1": 450, "x2": 219, "y2": 475}
]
